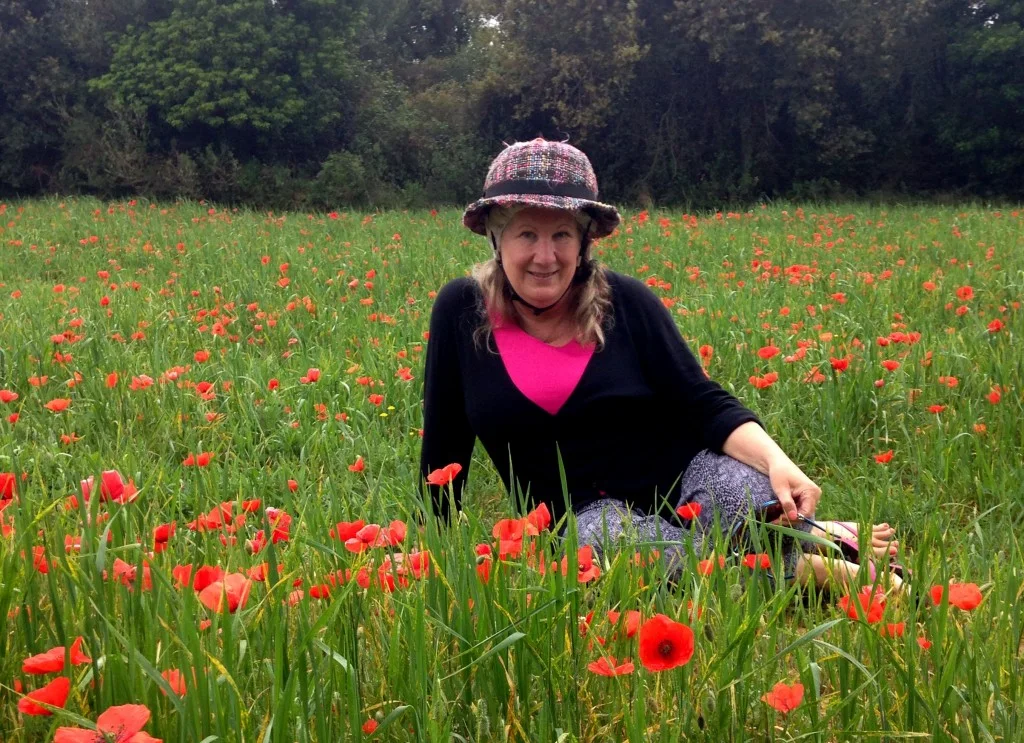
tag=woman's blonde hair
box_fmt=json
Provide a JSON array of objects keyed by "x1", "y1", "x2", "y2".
[{"x1": 471, "y1": 206, "x2": 613, "y2": 349}]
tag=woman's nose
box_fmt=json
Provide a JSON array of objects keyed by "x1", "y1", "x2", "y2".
[{"x1": 532, "y1": 237, "x2": 558, "y2": 263}]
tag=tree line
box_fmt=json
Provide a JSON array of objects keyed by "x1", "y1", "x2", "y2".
[{"x1": 1, "y1": 0, "x2": 1022, "y2": 209}]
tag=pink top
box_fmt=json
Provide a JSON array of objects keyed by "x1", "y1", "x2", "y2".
[{"x1": 492, "y1": 322, "x2": 595, "y2": 415}]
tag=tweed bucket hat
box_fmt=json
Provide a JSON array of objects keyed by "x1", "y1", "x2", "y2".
[{"x1": 463, "y1": 139, "x2": 621, "y2": 238}]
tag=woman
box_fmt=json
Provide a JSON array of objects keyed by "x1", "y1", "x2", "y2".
[{"x1": 420, "y1": 138, "x2": 900, "y2": 588}]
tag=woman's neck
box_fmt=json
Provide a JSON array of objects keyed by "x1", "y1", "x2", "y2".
[{"x1": 514, "y1": 305, "x2": 574, "y2": 346}]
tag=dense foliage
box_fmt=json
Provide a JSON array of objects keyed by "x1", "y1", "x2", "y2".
[{"x1": 1, "y1": 0, "x2": 1023, "y2": 206}]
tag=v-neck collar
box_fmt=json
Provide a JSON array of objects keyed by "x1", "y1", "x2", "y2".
[{"x1": 492, "y1": 324, "x2": 596, "y2": 416}]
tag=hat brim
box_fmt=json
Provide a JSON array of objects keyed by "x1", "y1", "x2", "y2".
[{"x1": 462, "y1": 194, "x2": 621, "y2": 239}]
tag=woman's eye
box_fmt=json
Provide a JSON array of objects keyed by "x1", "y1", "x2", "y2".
[{"x1": 519, "y1": 231, "x2": 535, "y2": 240}]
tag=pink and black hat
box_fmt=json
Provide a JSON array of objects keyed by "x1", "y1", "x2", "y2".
[{"x1": 462, "y1": 138, "x2": 621, "y2": 239}]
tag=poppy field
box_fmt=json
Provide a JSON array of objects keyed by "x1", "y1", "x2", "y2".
[{"x1": 0, "y1": 198, "x2": 1021, "y2": 741}]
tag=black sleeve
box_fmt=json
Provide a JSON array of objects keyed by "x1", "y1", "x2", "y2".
[
  {"x1": 419, "y1": 278, "x2": 477, "y2": 521},
  {"x1": 618, "y1": 273, "x2": 762, "y2": 452}
]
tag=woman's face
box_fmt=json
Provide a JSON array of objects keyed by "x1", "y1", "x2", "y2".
[{"x1": 498, "y1": 207, "x2": 581, "y2": 310}]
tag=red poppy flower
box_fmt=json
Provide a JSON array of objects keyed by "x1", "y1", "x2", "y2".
[
  {"x1": 637, "y1": 613, "x2": 695, "y2": 672},
  {"x1": 18, "y1": 676, "x2": 71, "y2": 716},
  {"x1": 54, "y1": 703, "x2": 160, "y2": 743},
  {"x1": 838, "y1": 587, "x2": 886, "y2": 624},
  {"x1": 329, "y1": 519, "x2": 365, "y2": 541},
  {"x1": 348, "y1": 456, "x2": 365, "y2": 473},
  {"x1": 386, "y1": 519, "x2": 407, "y2": 545},
  {"x1": 676, "y1": 502, "x2": 702, "y2": 520},
  {"x1": 153, "y1": 521, "x2": 176, "y2": 544},
  {"x1": 881, "y1": 360, "x2": 900, "y2": 372},
  {"x1": 44, "y1": 398, "x2": 72, "y2": 413},
  {"x1": 426, "y1": 462, "x2": 462, "y2": 486},
  {"x1": 362, "y1": 719, "x2": 378, "y2": 734},
  {"x1": 264, "y1": 507, "x2": 292, "y2": 543},
  {"x1": 182, "y1": 452, "x2": 214, "y2": 467},
  {"x1": 130, "y1": 375, "x2": 154, "y2": 391},
  {"x1": 987, "y1": 319, "x2": 1004, "y2": 333},
  {"x1": 22, "y1": 636, "x2": 91, "y2": 674},
  {"x1": 761, "y1": 681, "x2": 804, "y2": 714},
  {"x1": 874, "y1": 449, "x2": 894, "y2": 464},
  {"x1": 930, "y1": 582, "x2": 983, "y2": 611},
  {"x1": 526, "y1": 502, "x2": 552, "y2": 531},
  {"x1": 188, "y1": 565, "x2": 224, "y2": 592},
  {"x1": 80, "y1": 470, "x2": 138, "y2": 504},
  {"x1": 406, "y1": 549, "x2": 431, "y2": 579},
  {"x1": 30, "y1": 544, "x2": 52, "y2": 573},
  {"x1": 587, "y1": 656, "x2": 635, "y2": 676},
  {"x1": 880, "y1": 622, "x2": 905, "y2": 638},
  {"x1": 368, "y1": 393, "x2": 384, "y2": 405},
  {"x1": 475, "y1": 544, "x2": 493, "y2": 583},
  {"x1": 829, "y1": 357, "x2": 850, "y2": 372},
  {"x1": 749, "y1": 372, "x2": 779, "y2": 389},
  {"x1": 109, "y1": 557, "x2": 139, "y2": 586},
  {"x1": 344, "y1": 523, "x2": 391, "y2": 552},
  {"x1": 955, "y1": 285, "x2": 974, "y2": 301},
  {"x1": 161, "y1": 669, "x2": 187, "y2": 697},
  {"x1": 697, "y1": 555, "x2": 726, "y2": 576},
  {"x1": 198, "y1": 573, "x2": 252, "y2": 613},
  {"x1": 1, "y1": 471, "x2": 15, "y2": 499},
  {"x1": 492, "y1": 517, "x2": 539, "y2": 559},
  {"x1": 562, "y1": 545, "x2": 601, "y2": 582},
  {"x1": 917, "y1": 636, "x2": 933, "y2": 650},
  {"x1": 0, "y1": 389, "x2": 18, "y2": 403},
  {"x1": 171, "y1": 564, "x2": 193, "y2": 588},
  {"x1": 604, "y1": 610, "x2": 642, "y2": 640},
  {"x1": 742, "y1": 553, "x2": 771, "y2": 570}
]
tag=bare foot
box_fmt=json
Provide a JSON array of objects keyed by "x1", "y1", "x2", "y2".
[
  {"x1": 797, "y1": 553, "x2": 904, "y2": 593},
  {"x1": 812, "y1": 521, "x2": 898, "y2": 560}
]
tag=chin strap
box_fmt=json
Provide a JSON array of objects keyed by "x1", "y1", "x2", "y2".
[{"x1": 491, "y1": 232, "x2": 591, "y2": 317}]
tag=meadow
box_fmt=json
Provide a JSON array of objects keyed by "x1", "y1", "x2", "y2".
[{"x1": 0, "y1": 198, "x2": 1021, "y2": 742}]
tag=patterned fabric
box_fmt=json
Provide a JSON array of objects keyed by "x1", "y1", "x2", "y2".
[
  {"x1": 574, "y1": 450, "x2": 814, "y2": 581},
  {"x1": 463, "y1": 138, "x2": 621, "y2": 238}
]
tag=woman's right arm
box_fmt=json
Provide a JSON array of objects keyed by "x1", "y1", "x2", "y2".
[{"x1": 419, "y1": 280, "x2": 477, "y2": 522}]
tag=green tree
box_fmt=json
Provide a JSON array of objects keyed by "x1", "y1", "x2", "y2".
[
  {"x1": 468, "y1": 0, "x2": 646, "y2": 142},
  {"x1": 93, "y1": 0, "x2": 364, "y2": 158},
  {"x1": 363, "y1": 0, "x2": 471, "y2": 63},
  {"x1": 0, "y1": 0, "x2": 73, "y2": 190},
  {"x1": 939, "y1": 0, "x2": 1024, "y2": 194}
]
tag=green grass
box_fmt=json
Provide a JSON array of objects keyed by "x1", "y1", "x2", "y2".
[{"x1": 1, "y1": 197, "x2": 1022, "y2": 741}]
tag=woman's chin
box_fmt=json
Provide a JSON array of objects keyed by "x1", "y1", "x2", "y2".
[
  {"x1": 519, "y1": 279, "x2": 572, "y2": 305},
  {"x1": 520, "y1": 289, "x2": 562, "y2": 308}
]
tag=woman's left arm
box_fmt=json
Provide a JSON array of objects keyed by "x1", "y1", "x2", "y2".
[{"x1": 722, "y1": 421, "x2": 821, "y2": 521}]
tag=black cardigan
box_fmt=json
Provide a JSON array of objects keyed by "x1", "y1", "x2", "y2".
[{"x1": 419, "y1": 270, "x2": 760, "y2": 523}]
